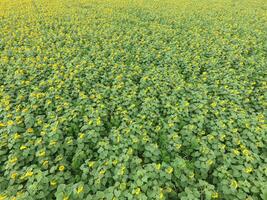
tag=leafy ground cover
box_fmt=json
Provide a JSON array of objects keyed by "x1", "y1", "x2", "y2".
[{"x1": 0, "y1": 0, "x2": 266, "y2": 199}]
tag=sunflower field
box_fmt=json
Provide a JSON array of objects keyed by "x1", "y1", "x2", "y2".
[{"x1": 0, "y1": 0, "x2": 266, "y2": 199}]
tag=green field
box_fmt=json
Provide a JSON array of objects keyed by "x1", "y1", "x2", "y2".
[{"x1": 0, "y1": 0, "x2": 266, "y2": 199}]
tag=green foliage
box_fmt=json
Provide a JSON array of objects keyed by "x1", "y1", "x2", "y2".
[{"x1": 0, "y1": 0, "x2": 266, "y2": 199}]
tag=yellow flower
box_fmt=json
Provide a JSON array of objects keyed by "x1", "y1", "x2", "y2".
[
  {"x1": 168, "y1": 122, "x2": 175, "y2": 128},
  {"x1": 159, "y1": 191, "x2": 164, "y2": 199},
  {"x1": 142, "y1": 135, "x2": 149, "y2": 142},
  {"x1": 189, "y1": 172, "x2": 194, "y2": 179},
  {"x1": 67, "y1": 139, "x2": 73, "y2": 144},
  {"x1": 127, "y1": 148, "x2": 133, "y2": 155},
  {"x1": 37, "y1": 119, "x2": 43, "y2": 125},
  {"x1": 99, "y1": 169, "x2": 106, "y2": 175},
  {"x1": 27, "y1": 128, "x2": 34, "y2": 133},
  {"x1": 134, "y1": 188, "x2": 141, "y2": 195},
  {"x1": 7, "y1": 120, "x2": 14, "y2": 126},
  {"x1": 166, "y1": 167, "x2": 173, "y2": 174},
  {"x1": 155, "y1": 126, "x2": 161, "y2": 132},
  {"x1": 36, "y1": 138, "x2": 42, "y2": 145},
  {"x1": 211, "y1": 102, "x2": 217, "y2": 108},
  {"x1": 46, "y1": 100, "x2": 52, "y2": 105},
  {"x1": 59, "y1": 165, "x2": 65, "y2": 171},
  {"x1": 88, "y1": 119, "x2": 93, "y2": 125},
  {"x1": 0, "y1": 195, "x2": 7, "y2": 200},
  {"x1": 155, "y1": 163, "x2": 161, "y2": 170},
  {"x1": 220, "y1": 144, "x2": 226, "y2": 150},
  {"x1": 88, "y1": 161, "x2": 95, "y2": 167},
  {"x1": 0, "y1": 122, "x2": 5, "y2": 127},
  {"x1": 79, "y1": 92, "x2": 87, "y2": 99},
  {"x1": 257, "y1": 114, "x2": 265, "y2": 123},
  {"x1": 25, "y1": 171, "x2": 33, "y2": 177},
  {"x1": 38, "y1": 150, "x2": 46, "y2": 157},
  {"x1": 79, "y1": 133, "x2": 85, "y2": 139},
  {"x1": 231, "y1": 180, "x2": 238, "y2": 189},
  {"x1": 220, "y1": 134, "x2": 225, "y2": 140},
  {"x1": 20, "y1": 145, "x2": 27, "y2": 150},
  {"x1": 233, "y1": 149, "x2": 240, "y2": 156},
  {"x1": 175, "y1": 144, "x2": 181, "y2": 150},
  {"x1": 22, "y1": 108, "x2": 28, "y2": 113},
  {"x1": 63, "y1": 196, "x2": 69, "y2": 200},
  {"x1": 112, "y1": 160, "x2": 118, "y2": 165},
  {"x1": 207, "y1": 160, "x2": 213, "y2": 166},
  {"x1": 10, "y1": 172, "x2": 17, "y2": 179},
  {"x1": 117, "y1": 135, "x2": 121, "y2": 143},
  {"x1": 212, "y1": 192, "x2": 219, "y2": 198},
  {"x1": 208, "y1": 135, "x2": 214, "y2": 141},
  {"x1": 120, "y1": 165, "x2": 126, "y2": 175},
  {"x1": 13, "y1": 133, "x2": 21, "y2": 140},
  {"x1": 49, "y1": 140, "x2": 57, "y2": 145},
  {"x1": 76, "y1": 186, "x2": 84, "y2": 194},
  {"x1": 96, "y1": 117, "x2": 101, "y2": 126},
  {"x1": 244, "y1": 167, "x2": 253, "y2": 173},
  {"x1": 184, "y1": 101, "x2": 190, "y2": 107},
  {"x1": 42, "y1": 160, "x2": 49, "y2": 166},
  {"x1": 242, "y1": 149, "x2": 250, "y2": 156},
  {"x1": 9, "y1": 157, "x2": 17, "y2": 164},
  {"x1": 50, "y1": 180, "x2": 57, "y2": 186}
]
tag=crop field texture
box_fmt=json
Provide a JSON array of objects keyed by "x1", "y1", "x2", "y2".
[{"x1": 0, "y1": 0, "x2": 266, "y2": 199}]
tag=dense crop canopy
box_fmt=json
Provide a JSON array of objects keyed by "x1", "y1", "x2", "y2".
[{"x1": 0, "y1": 0, "x2": 266, "y2": 199}]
